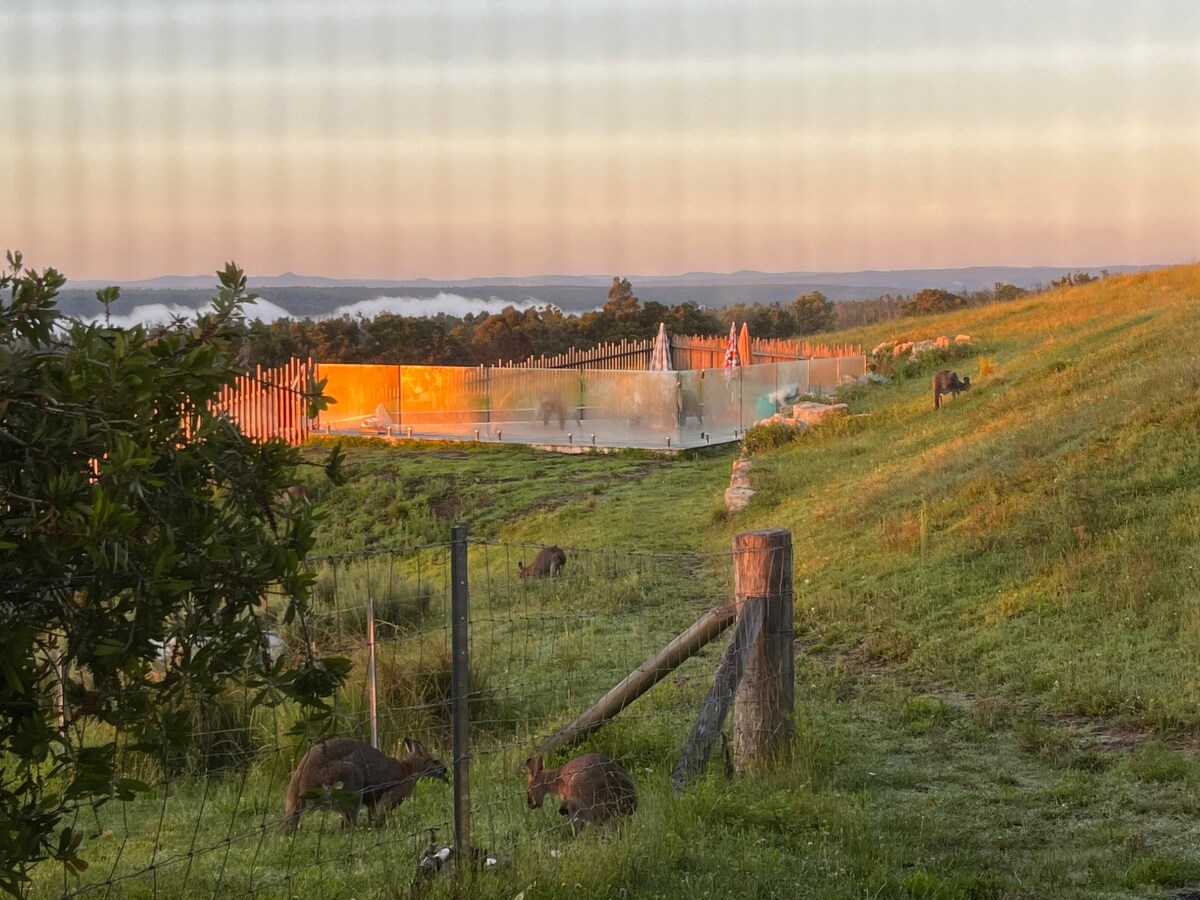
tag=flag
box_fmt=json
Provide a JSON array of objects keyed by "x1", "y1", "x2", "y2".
[{"x1": 723, "y1": 322, "x2": 741, "y2": 384}]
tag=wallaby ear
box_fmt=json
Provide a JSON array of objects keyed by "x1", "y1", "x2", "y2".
[{"x1": 404, "y1": 737, "x2": 419, "y2": 754}]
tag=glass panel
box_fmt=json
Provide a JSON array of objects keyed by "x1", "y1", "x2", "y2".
[
  {"x1": 740, "y1": 361, "x2": 785, "y2": 427},
  {"x1": 580, "y1": 369, "x2": 681, "y2": 448},
  {"x1": 840, "y1": 354, "x2": 868, "y2": 381},
  {"x1": 310, "y1": 359, "x2": 858, "y2": 447},
  {"x1": 775, "y1": 360, "x2": 810, "y2": 402},
  {"x1": 397, "y1": 365, "x2": 490, "y2": 437},
  {"x1": 677, "y1": 368, "x2": 736, "y2": 445},
  {"x1": 808, "y1": 357, "x2": 841, "y2": 396},
  {"x1": 316, "y1": 363, "x2": 400, "y2": 432},
  {"x1": 486, "y1": 369, "x2": 583, "y2": 443}
]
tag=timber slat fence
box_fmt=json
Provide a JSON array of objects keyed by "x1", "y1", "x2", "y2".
[
  {"x1": 507, "y1": 333, "x2": 864, "y2": 371},
  {"x1": 212, "y1": 357, "x2": 314, "y2": 445}
]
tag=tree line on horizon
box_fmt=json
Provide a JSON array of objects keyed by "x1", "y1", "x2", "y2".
[{"x1": 232, "y1": 274, "x2": 1094, "y2": 369}]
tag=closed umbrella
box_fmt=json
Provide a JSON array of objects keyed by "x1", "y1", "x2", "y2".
[
  {"x1": 722, "y1": 322, "x2": 741, "y2": 384},
  {"x1": 738, "y1": 322, "x2": 752, "y2": 369},
  {"x1": 649, "y1": 322, "x2": 672, "y2": 371}
]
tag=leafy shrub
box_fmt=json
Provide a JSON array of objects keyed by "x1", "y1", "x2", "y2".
[{"x1": 742, "y1": 421, "x2": 804, "y2": 455}]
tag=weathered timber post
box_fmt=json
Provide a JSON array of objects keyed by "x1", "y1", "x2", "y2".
[{"x1": 731, "y1": 528, "x2": 794, "y2": 769}]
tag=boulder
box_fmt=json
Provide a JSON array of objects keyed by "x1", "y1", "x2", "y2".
[
  {"x1": 789, "y1": 402, "x2": 848, "y2": 426},
  {"x1": 725, "y1": 458, "x2": 755, "y2": 513},
  {"x1": 724, "y1": 485, "x2": 755, "y2": 514}
]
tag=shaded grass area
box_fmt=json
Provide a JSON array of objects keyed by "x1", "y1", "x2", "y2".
[{"x1": 30, "y1": 265, "x2": 1200, "y2": 898}]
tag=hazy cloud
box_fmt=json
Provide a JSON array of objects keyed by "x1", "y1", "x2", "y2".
[
  {"x1": 76, "y1": 296, "x2": 294, "y2": 328},
  {"x1": 325, "y1": 292, "x2": 547, "y2": 319},
  {"x1": 72, "y1": 292, "x2": 548, "y2": 328}
]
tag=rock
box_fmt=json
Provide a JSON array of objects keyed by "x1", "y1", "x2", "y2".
[
  {"x1": 726, "y1": 458, "x2": 755, "y2": 513},
  {"x1": 724, "y1": 485, "x2": 755, "y2": 514},
  {"x1": 789, "y1": 402, "x2": 847, "y2": 426}
]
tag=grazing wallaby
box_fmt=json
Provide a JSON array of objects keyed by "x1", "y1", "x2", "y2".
[
  {"x1": 932, "y1": 370, "x2": 971, "y2": 410},
  {"x1": 524, "y1": 753, "x2": 637, "y2": 833},
  {"x1": 677, "y1": 389, "x2": 704, "y2": 427},
  {"x1": 280, "y1": 737, "x2": 448, "y2": 834},
  {"x1": 518, "y1": 546, "x2": 567, "y2": 579},
  {"x1": 535, "y1": 397, "x2": 580, "y2": 429}
]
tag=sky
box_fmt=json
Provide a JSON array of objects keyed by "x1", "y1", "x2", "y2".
[{"x1": 3, "y1": 0, "x2": 1199, "y2": 281}]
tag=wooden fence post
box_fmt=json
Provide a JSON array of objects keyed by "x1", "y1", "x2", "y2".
[{"x1": 731, "y1": 528, "x2": 794, "y2": 769}]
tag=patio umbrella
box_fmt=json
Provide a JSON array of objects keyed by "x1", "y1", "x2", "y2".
[
  {"x1": 722, "y1": 322, "x2": 741, "y2": 384},
  {"x1": 649, "y1": 322, "x2": 672, "y2": 371},
  {"x1": 738, "y1": 322, "x2": 752, "y2": 369}
]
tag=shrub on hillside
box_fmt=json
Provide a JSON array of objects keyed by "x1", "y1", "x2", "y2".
[
  {"x1": 894, "y1": 344, "x2": 977, "y2": 379},
  {"x1": 743, "y1": 421, "x2": 804, "y2": 455}
]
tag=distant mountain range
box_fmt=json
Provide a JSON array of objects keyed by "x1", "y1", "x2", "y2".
[
  {"x1": 66, "y1": 265, "x2": 1158, "y2": 293},
  {"x1": 57, "y1": 264, "x2": 1164, "y2": 322}
]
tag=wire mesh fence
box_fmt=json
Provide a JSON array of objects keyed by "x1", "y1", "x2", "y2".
[{"x1": 37, "y1": 532, "x2": 748, "y2": 898}]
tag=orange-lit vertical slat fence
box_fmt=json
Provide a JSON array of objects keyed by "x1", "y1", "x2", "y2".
[{"x1": 212, "y1": 358, "x2": 315, "y2": 445}]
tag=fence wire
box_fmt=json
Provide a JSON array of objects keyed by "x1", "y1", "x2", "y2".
[{"x1": 35, "y1": 536, "x2": 741, "y2": 898}]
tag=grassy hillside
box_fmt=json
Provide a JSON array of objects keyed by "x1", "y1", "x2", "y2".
[
  {"x1": 749, "y1": 265, "x2": 1200, "y2": 730},
  {"x1": 33, "y1": 266, "x2": 1200, "y2": 899}
]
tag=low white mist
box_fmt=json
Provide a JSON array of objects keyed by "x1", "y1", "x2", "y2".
[
  {"x1": 75, "y1": 292, "x2": 547, "y2": 328},
  {"x1": 325, "y1": 292, "x2": 545, "y2": 319}
]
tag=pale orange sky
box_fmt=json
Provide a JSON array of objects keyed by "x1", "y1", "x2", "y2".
[{"x1": 4, "y1": 0, "x2": 1199, "y2": 280}]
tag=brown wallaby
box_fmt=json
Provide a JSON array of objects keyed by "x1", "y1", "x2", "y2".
[
  {"x1": 535, "y1": 397, "x2": 580, "y2": 429},
  {"x1": 518, "y1": 546, "x2": 567, "y2": 579},
  {"x1": 932, "y1": 370, "x2": 971, "y2": 410},
  {"x1": 524, "y1": 753, "x2": 637, "y2": 833},
  {"x1": 280, "y1": 737, "x2": 448, "y2": 834}
]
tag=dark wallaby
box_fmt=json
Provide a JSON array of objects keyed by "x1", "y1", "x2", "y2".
[
  {"x1": 280, "y1": 737, "x2": 448, "y2": 834},
  {"x1": 535, "y1": 397, "x2": 580, "y2": 429},
  {"x1": 518, "y1": 546, "x2": 567, "y2": 579},
  {"x1": 524, "y1": 753, "x2": 637, "y2": 833},
  {"x1": 932, "y1": 370, "x2": 971, "y2": 410}
]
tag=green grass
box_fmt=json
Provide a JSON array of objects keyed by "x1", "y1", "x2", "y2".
[{"x1": 30, "y1": 265, "x2": 1200, "y2": 898}]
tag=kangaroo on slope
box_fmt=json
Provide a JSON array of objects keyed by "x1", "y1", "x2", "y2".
[
  {"x1": 518, "y1": 545, "x2": 567, "y2": 579},
  {"x1": 524, "y1": 752, "x2": 637, "y2": 833},
  {"x1": 932, "y1": 370, "x2": 971, "y2": 410},
  {"x1": 280, "y1": 737, "x2": 447, "y2": 834}
]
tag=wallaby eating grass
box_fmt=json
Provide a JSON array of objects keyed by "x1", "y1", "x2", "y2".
[
  {"x1": 518, "y1": 546, "x2": 567, "y2": 579},
  {"x1": 932, "y1": 370, "x2": 971, "y2": 410},
  {"x1": 524, "y1": 752, "x2": 637, "y2": 833},
  {"x1": 280, "y1": 737, "x2": 448, "y2": 834}
]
